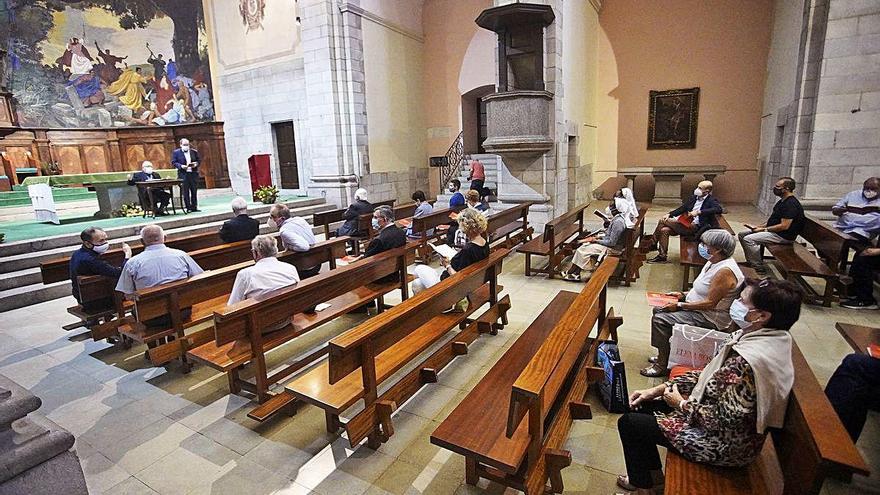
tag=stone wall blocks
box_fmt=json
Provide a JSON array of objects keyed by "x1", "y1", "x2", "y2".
[
  {"x1": 823, "y1": 53, "x2": 880, "y2": 77},
  {"x1": 833, "y1": 128, "x2": 880, "y2": 148},
  {"x1": 816, "y1": 93, "x2": 862, "y2": 113},
  {"x1": 827, "y1": 17, "x2": 860, "y2": 39},
  {"x1": 811, "y1": 130, "x2": 837, "y2": 149},
  {"x1": 818, "y1": 72, "x2": 880, "y2": 94},
  {"x1": 812, "y1": 147, "x2": 880, "y2": 166},
  {"x1": 860, "y1": 13, "x2": 880, "y2": 34},
  {"x1": 828, "y1": 0, "x2": 880, "y2": 21},
  {"x1": 814, "y1": 109, "x2": 880, "y2": 130}
]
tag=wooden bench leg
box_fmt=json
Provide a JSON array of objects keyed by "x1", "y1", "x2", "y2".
[
  {"x1": 545, "y1": 449, "x2": 572, "y2": 494},
  {"x1": 822, "y1": 278, "x2": 834, "y2": 307},
  {"x1": 525, "y1": 253, "x2": 532, "y2": 276},
  {"x1": 465, "y1": 457, "x2": 479, "y2": 485},
  {"x1": 681, "y1": 265, "x2": 690, "y2": 291},
  {"x1": 376, "y1": 400, "x2": 396, "y2": 441},
  {"x1": 227, "y1": 367, "x2": 242, "y2": 395},
  {"x1": 325, "y1": 412, "x2": 340, "y2": 433}
]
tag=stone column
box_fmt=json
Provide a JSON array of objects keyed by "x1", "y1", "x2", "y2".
[{"x1": 301, "y1": 0, "x2": 370, "y2": 208}]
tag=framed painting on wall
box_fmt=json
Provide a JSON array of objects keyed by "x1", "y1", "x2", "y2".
[{"x1": 647, "y1": 87, "x2": 700, "y2": 149}]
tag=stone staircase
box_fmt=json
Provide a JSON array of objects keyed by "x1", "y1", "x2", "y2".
[
  {"x1": 0, "y1": 197, "x2": 337, "y2": 313},
  {"x1": 435, "y1": 153, "x2": 501, "y2": 207}
]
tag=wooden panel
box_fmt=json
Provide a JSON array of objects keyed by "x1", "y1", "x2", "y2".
[
  {"x1": 145, "y1": 143, "x2": 169, "y2": 166},
  {"x1": 82, "y1": 145, "x2": 109, "y2": 173},
  {"x1": 125, "y1": 144, "x2": 147, "y2": 167},
  {"x1": 4, "y1": 147, "x2": 33, "y2": 168},
  {"x1": 54, "y1": 146, "x2": 84, "y2": 175}
]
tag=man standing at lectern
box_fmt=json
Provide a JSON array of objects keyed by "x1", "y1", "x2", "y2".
[{"x1": 172, "y1": 138, "x2": 201, "y2": 212}]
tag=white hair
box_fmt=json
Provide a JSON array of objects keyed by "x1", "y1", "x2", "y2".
[
  {"x1": 354, "y1": 188, "x2": 368, "y2": 201},
  {"x1": 179, "y1": 138, "x2": 190, "y2": 145},
  {"x1": 251, "y1": 234, "x2": 278, "y2": 259},
  {"x1": 142, "y1": 160, "x2": 153, "y2": 169},
  {"x1": 140, "y1": 224, "x2": 164, "y2": 246},
  {"x1": 230, "y1": 196, "x2": 248, "y2": 214}
]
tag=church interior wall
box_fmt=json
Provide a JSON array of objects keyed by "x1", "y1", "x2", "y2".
[
  {"x1": 203, "y1": 0, "x2": 306, "y2": 195},
  {"x1": 595, "y1": 0, "x2": 774, "y2": 205}
]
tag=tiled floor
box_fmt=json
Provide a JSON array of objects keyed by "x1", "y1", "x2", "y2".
[{"x1": 2, "y1": 205, "x2": 878, "y2": 494}]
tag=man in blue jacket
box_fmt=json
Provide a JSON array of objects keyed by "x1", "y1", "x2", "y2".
[
  {"x1": 128, "y1": 161, "x2": 170, "y2": 215},
  {"x1": 646, "y1": 180, "x2": 723, "y2": 263},
  {"x1": 70, "y1": 227, "x2": 132, "y2": 311},
  {"x1": 171, "y1": 138, "x2": 201, "y2": 212}
]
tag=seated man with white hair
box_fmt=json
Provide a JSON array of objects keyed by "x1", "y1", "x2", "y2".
[
  {"x1": 219, "y1": 196, "x2": 260, "y2": 243},
  {"x1": 127, "y1": 161, "x2": 170, "y2": 215},
  {"x1": 337, "y1": 188, "x2": 373, "y2": 237},
  {"x1": 646, "y1": 180, "x2": 723, "y2": 264},
  {"x1": 116, "y1": 224, "x2": 204, "y2": 328},
  {"x1": 227, "y1": 235, "x2": 299, "y2": 307},
  {"x1": 641, "y1": 229, "x2": 745, "y2": 377}
]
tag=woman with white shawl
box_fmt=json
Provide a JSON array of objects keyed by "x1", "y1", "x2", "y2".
[{"x1": 615, "y1": 278, "x2": 802, "y2": 495}]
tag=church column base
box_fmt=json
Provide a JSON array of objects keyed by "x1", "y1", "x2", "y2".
[{"x1": 307, "y1": 174, "x2": 360, "y2": 209}]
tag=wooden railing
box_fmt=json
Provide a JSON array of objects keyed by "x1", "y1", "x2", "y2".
[{"x1": 439, "y1": 131, "x2": 465, "y2": 191}]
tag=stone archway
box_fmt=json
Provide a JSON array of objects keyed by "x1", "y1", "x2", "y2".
[{"x1": 460, "y1": 85, "x2": 495, "y2": 154}]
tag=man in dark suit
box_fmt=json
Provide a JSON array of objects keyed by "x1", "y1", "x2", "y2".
[
  {"x1": 219, "y1": 197, "x2": 260, "y2": 243},
  {"x1": 646, "y1": 180, "x2": 723, "y2": 263},
  {"x1": 171, "y1": 138, "x2": 201, "y2": 212},
  {"x1": 128, "y1": 161, "x2": 170, "y2": 215},
  {"x1": 349, "y1": 205, "x2": 406, "y2": 312}
]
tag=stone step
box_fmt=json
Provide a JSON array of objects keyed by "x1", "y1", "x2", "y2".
[
  {"x1": 0, "y1": 200, "x2": 335, "y2": 274},
  {"x1": 0, "y1": 197, "x2": 328, "y2": 259},
  {"x1": 0, "y1": 267, "x2": 40, "y2": 291},
  {"x1": 0, "y1": 281, "x2": 71, "y2": 313}
]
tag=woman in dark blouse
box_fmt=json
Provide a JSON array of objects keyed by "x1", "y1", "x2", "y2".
[{"x1": 412, "y1": 208, "x2": 489, "y2": 293}]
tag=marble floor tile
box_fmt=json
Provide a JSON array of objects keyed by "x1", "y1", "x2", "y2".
[{"x1": 103, "y1": 476, "x2": 160, "y2": 495}]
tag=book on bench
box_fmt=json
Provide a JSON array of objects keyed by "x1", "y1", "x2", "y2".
[
  {"x1": 593, "y1": 209, "x2": 611, "y2": 222},
  {"x1": 398, "y1": 218, "x2": 413, "y2": 228},
  {"x1": 337, "y1": 255, "x2": 359, "y2": 266}
]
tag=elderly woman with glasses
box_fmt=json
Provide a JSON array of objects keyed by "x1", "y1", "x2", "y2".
[
  {"x1": 641, "y1": 229, "x2": 746, "y2": 377},
  {"x1": 617, "y1": 278, "x2": 803, "y2": 494}
]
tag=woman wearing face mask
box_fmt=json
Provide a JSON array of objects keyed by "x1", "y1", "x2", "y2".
[
  {"x1": 617, "y1": 278, "x2": 803, "y2": 495},
  {"x1": 641, "y1": 230, "x2": 745, "y2": 377},
  {"x1": 562, "y1": 196, "x2": 629, "y2": 281}
]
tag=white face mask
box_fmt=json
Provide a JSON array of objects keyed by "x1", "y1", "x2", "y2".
[
  {"x1": 267, "y1": 218, "x2": 277, "y2": 230},
  {"x1": 143, "y1": 167, "x2": 154, "y2": 175},
  {"x1": 864, "y1": 190, "x2": 878, "y2": 200},
  {"x1": 694, "y1": 187, "x2": 704, "y2": 197},
  {"x1": 181, "y1": 145, "x2": 190, "y2": 152},
  {"x1": 372, "y1": 218, "x2": 381, "y2": 230},
  {"x1": 729, "y1": 299, "x2": 752, "y2": 329},
  {"x1": 92, "y1": 242, "x2": 110, "y2": 254}
]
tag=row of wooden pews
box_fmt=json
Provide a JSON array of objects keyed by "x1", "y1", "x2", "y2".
[
  {"x1": 677, "y1": 214, "x2": 758, "y2": 289},
  {"x1": 431, "y1": 257, "x2": 622, "y2": 493}
]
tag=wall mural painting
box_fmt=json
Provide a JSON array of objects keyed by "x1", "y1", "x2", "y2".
[
  {"x1": 647, "y1": 87, "x2": 700, "y2": 150},
  {"x1": 0, "y1": 0, "x2": 214, "y2": 128}
]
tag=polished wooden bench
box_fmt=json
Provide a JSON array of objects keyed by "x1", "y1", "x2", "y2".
[
  {"x1": 519, "y1": 201, "x2": 591, "y2": 277},
  {"x1": 678, "y1": 215, "x2": 758, "y2": 290},
  {"x1": 179, "y1": 246, "x2": 413, "y2": 417},
  {"x1": 99, "y1": 237, "x2": 350, "y2": 367},
  {"x1": 40, "y1": 230, "x2": 227, "y2": 284},
  {"x1": 610, "y1": 206, "x2": 648, "y2": 286},
  {"x1": 835, "y1": 322, "x2": 879, "y2": 354},
  {"x1": 287, "y1": 248, "x2": 510, "y2": 447},
  {"x1": 486, "y1": 202, "x2": 533, "y2": 250},
  {"x1": 410, "y1": 205, "x2": 466, "y2": 250},
  {"x1": 665, "y1": 341, "x2": 869, "y2": 495},
  {"x1": 66, "y1": 275, "x2": 131, "y2": 332},
  {"x1": 431, "y1": 257, "x2": 623, "y2": 494},
  {"x1": 803, "y1": 215, "x2": 862, "y2": 273}
]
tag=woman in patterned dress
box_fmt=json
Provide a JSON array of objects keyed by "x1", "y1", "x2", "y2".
[{"x1": 615, "y1": 278, "x2": 804, "y2": 494}]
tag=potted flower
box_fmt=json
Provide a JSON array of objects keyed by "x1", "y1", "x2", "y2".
[{"x1": 254, "y1": 185, "x2": 279, "y2": 204}]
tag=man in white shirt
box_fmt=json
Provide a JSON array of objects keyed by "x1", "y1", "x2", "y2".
[
  {"x1": 227, "y1": 235, "x2": 299, "y2": 306},
  {"x1": 266, "y1": 203, "x2": 320, "y2": 313}
]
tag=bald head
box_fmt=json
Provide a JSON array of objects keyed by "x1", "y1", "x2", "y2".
[{"x1": 140, "y1": 224, "x2": 165, "y2": 246}]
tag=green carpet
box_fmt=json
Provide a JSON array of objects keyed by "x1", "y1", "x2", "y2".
[
  {"x1": 0, "y1": 193, "x2": 307, "y2": 243},
  {"x1": 0, "y1": 187, "x2": 96, "y2": 208}
]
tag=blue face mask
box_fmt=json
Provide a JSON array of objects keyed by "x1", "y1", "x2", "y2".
[
  {"x1": 698, "y1": 243, "x2": 711, "y2": 260},
  {"x1": 729, "y1": 299, "x2": 751, "y2": 329},
  {"x1": 372, "y1": 218, "x2": 380, "y2": 230}
]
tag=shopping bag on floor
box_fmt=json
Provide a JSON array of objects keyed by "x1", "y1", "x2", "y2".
[
  {"x1": 668, "y1": 324, "x2": 731, "y2": 370},
  {"x1": 597, "y1": 341, "x2": 629, "y2": 413}
]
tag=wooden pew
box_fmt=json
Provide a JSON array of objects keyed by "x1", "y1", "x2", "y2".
[
  {"x1": 286, "y1": 249, "x2": 511, "y2": 447},
  {"x1": 409, "y1": 205, "x2": 466, "y2": 247},
  {"x1": 360, "y1": 200, "x2": 436, "y2": 243},
  {"x1": 835, "y1": 322, "x2": 879, "y2": 354},
  {"x1": 431, "y1": 257, "x2": 623, "y2": 494},
  {"x1": 67, "y1": 236, "x2": 280, "y2": 332},
  {"x1": 677, "y1": 215, "x2": 759, "y2": 290},
  {"x1": 664, "y1": 341, "x2": 869, "y2": 495},
  {"x1": 610, "y1": 206, "x2": 648, "y2": 286},
  {"x1": 171, "y1": 245, "x2": 414, "y2": 415},
  {"x1": 40, "y1": 230, "x2": 227, "y2": 284},
  {"x1": 313, "y1": 198, "x2": 396, "y2": 243},
  {"x1": 101, "y1": 237, "x2": 350, "y2": 368},
  {"x1": 519, "y1": 201, "x2": 591, "y2": 277},
  {"x1": 802, "y1": 215, "x2": 863, "y2": 273},
  {"x1": 486, "y1": 202, "x2": 533, "y2": 250}
]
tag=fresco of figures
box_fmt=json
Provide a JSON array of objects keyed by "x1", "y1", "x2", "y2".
[{"x1": 0, "y1": 0, "x2": 215, "y2": 128}]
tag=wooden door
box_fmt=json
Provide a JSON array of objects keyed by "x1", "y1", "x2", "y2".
[{"x1": 273, "y1": 121, "x2": 299, "y2": 189}]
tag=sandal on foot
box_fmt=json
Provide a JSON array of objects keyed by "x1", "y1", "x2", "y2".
[
  {"x1": 640, "y1": 363, "x2": 669, "y2": 378},
  {"x1": 648, "y1": 356, "x2": 659, "y2": 364},
  {"x1": 617, "y1": 475, "x2": 637, "y2": 491}
]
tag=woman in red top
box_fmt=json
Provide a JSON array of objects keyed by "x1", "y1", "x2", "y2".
[{"x1": 468, "y1": 156, "x2": 487, "y2": 201}]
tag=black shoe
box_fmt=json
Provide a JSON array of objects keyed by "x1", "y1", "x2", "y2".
[
  {"x1": 840, "y1": 299, "x2": 879, "y2": 310},
  {"x1": 190, "y1": 208, "x2": 201, "y2": 212},
  {"x1": 646, "y1": 255, "x2": 668, "y2": 264}
]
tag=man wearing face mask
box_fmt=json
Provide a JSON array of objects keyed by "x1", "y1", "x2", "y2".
[
  {"x1": 738, "y1": 177, "x2": 805, "y2": 274},
  {"x1": 832, "y1": 177, "x2": 880, "y2": 243},
  {"x1": 128, "y1": 161, "x2": 171, "y2": 215},
  {"x1": 171, "y1": 138, "x2": 201, "y2": 212},
  {"x1": 70, "y1": 227, "x2": 132, "y2": 311},
  {"x1": 563, "y1": 197, "x2": 630, "y2": 281},
  {"x1": 640, "y1": 230, "x2": 745, "y2": 377},
  {"x1": 267, "y1": 203, "x2": 318, "y2": 312},
  {"x1": 647, "y1": 180, "x2": 722, "y2": 264}
]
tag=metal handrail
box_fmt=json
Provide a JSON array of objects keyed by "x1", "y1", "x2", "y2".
[{"x1": 439, "y1": 131, "x2": 464, "y2": 192}]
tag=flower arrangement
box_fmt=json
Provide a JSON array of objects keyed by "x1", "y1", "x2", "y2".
[
  {"x1": 0, "y1": 233, "x2": 5, "y2": 244},
  {"x1": 254, "y1": 185, "x2": 279, "y2": 204},
  {"x1": 115, "y1": 202, "x2": 144, "y2": 218}
]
